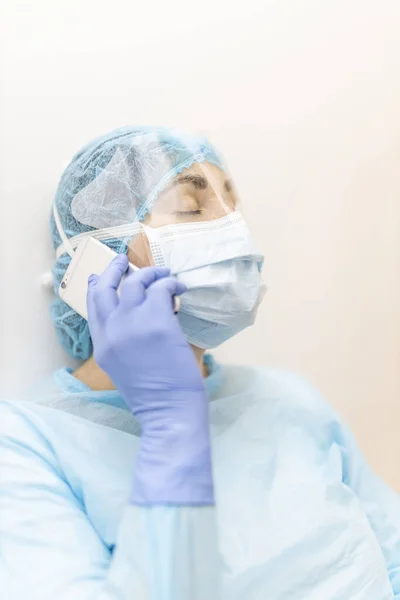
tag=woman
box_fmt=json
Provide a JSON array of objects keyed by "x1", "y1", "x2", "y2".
[{"x1": 0, "y1": 126, "x2": 399, "y2": 599}]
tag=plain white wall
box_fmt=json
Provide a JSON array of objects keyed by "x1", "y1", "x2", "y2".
[{"x1": 1, "y1": 1, "x2": 399, "y2": 488}]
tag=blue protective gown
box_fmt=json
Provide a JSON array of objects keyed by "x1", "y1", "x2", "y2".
[{"x1": 1, "y1": 356, "x2": 400, "y2": 599}]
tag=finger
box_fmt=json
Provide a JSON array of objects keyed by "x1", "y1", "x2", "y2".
[
  {"x1": 119, "y1": 266, "x2": 170, "y2": 309},
  {"x1": 94, "y1": 255, "x2": 129, "y2": 319},
  {"x1": 146, "y1": 276, "x2": 187, "y2": 314},
  {"x1": 99, "y1": 254, "x2": 129, "y2": 289},
  {"x1": 86, "y1": 274, "x2": 100, "y2": 339}
]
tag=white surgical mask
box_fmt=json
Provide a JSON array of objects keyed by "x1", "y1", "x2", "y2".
[{"x1": 144, "y1": 211, "x2": 266, "y2": 348}]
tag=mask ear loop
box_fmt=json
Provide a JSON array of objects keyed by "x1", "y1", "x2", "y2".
[
  {"x1": 53, "y1": 203, "x2": 75, "y2": 258},
  {"x1": 40, "y1": 203, "x2": 75, "y2": 289},
  {"x1": 48, "y1": 205, "x2": 181, "y2": 311},
  {"x1": 53, "y1": 208, "x2": 142, "y2": 260}
]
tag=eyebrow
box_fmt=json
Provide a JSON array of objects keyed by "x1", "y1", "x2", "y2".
[
  {"x1": 173, "y1": 174, "x2": 233, "y2": 192},
  {"x1": 173, "y1": 174, "x2": 209, "y2": 190}
]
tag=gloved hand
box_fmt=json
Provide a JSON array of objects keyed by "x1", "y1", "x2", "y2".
[{"x1": 87, "y1": 254, "x2": 214, "y2": 506}]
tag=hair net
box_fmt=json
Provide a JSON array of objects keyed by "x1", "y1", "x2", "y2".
[{"x1": 50, "y1": 126, "x2": 223, "y2": 360}]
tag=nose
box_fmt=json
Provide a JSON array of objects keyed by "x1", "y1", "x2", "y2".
[{"x1": 207, "y1": 195, "x2": 235, "y2": 220}]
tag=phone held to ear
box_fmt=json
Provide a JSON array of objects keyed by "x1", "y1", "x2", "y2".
[
  {"x1": 58, "y1": 238, "x2": 139, "y2": 320},
  {"x1": 59, "y1": 237, "x2": 180, "y2": 318}
]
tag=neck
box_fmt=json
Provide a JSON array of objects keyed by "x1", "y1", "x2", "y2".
[{"x1": 73, "y1": 345, "x2": 207, "y2": 392}]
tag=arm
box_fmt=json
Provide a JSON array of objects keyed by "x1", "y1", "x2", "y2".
[
  {"x1": 86, "y1": 260, "x2": 220, "y2": 597},
  {"x1": 1, "y1": 260, "x2": 220, "y2": 599},
  {"x1": 339, "y1": 423, "x2": 400, "y2": 596},
  {"x1": 0, "y1": 402, "x2": 220, "y2": 600}
]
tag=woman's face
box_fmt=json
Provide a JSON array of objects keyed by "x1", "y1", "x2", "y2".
[{"x1": 127, "y1": 162, "x2": 238, "y2": 268}]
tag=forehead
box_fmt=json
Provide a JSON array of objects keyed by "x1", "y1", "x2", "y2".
[{"x1": 173, "y1": 161, "x2": 227, "y2": 185}]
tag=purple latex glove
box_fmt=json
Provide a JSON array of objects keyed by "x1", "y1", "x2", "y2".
[{"x1": 87, "y1": 255, "x2": 214, "y2": 506}]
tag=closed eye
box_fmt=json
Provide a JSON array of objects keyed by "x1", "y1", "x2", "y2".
[{"x1": 175, "y1": 209, "x2": 203, "y2": 216}]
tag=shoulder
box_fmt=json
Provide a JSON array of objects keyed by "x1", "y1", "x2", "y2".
[
  {"x1": 0, "y1": 399, "x2": 41, "y2": 434},
  {"x1": 0, "y1": 400, "x2": 63, "y2": 465},
  {"x1": 0, "y1": 398, "x2": 52, "y2": 429},
  {"x1": 218, "y1": 363, "x2": 343, "y2": 437},
  {"x1": 220, "y1": 363, "x2": 332, "y2": 410}
]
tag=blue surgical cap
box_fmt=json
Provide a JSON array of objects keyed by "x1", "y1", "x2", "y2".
[{"x1": 50, "y1": 126, "x2": 223, "y2": 360}]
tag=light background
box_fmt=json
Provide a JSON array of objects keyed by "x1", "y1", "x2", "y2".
[{"x1": 1, "y1": 0, "x2": 399, "y2": 489}]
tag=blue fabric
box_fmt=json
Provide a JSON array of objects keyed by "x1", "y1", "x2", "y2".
[
  {"x1": 50, "y1": 126, "x2": 223, "y2": 360},
  {"x1": 1, "y1": 361, "x2": 400, "y2": 599}
]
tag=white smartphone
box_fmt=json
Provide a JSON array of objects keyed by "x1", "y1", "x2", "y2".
[
  {"x1": 59, "y1": 236, "x2": 179, "y2": 319},
  {"x1": 59, "y1": 237, "x2": 140, "y2": 320}
]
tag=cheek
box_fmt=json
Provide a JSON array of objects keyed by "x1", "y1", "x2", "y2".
[{"x1": 127, "y1": 232, "x2": 154, "y2": 268}]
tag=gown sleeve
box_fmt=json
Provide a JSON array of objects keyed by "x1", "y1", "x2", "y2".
[
  {"x1": 337, "y1": 420, "x2": 400, "y2": 597},
  {"x1": 0, "y1": 401, "x2": 221, "y2": 600}
]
